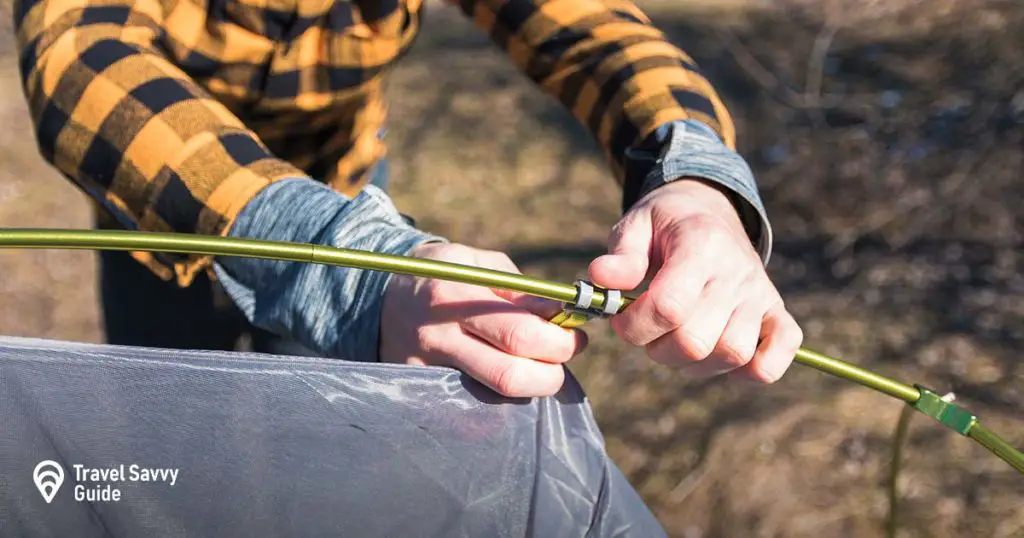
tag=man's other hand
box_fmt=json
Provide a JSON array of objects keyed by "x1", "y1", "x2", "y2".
[
  {"x1": 381, "y1": 243, "x2": 588, "y2": 398},
  {"x1": 590, "y1": 179, "x2": 803, "y2": 384}
]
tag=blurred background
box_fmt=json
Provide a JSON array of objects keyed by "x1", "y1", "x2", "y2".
[{"x1": 1, "y1": 0, "x2": 1022, "y2": 536}]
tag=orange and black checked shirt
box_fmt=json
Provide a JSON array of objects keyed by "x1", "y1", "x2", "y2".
[{"x1": 14, "y1": 0, "x2": 737, "y2": 285}]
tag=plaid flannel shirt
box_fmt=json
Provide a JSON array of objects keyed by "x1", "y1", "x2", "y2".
[{"x1": 14, "y1": 0, "x2": 738, "y2": 286}]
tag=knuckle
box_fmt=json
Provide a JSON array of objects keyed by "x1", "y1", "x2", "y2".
[
  {"x1": 676, "y1": 328, "x2": 715, "y2": 362},
  {"x1": 490, "y1": 361, "x2": 522, "y2": 397},
  {"x1": 501, "y1": 321, "x2": 534, "y2": 356},
  {"x1": 415, "y1": 326, "x2": 442, "y2": 354},
  {"x1": 649, "y1": 290, "x2": 689, "y2": 328},
  {"x1": 426, "y1": 281, "x2": 454, "y2": 305},
  {"x1": 717, "y1": 339, "x2": 755, "y2": 368}
]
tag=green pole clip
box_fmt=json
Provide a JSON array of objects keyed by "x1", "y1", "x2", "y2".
[{"x1": 911, "y1": 385, "x2": 977, "y2": 436}]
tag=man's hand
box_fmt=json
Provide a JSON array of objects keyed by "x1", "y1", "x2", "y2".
[
  {"x1": 590, "y1": 179, "x2": 803, "y2": 383},
  {"x1": 380, "y1": 243, "x2": 588, "y2": 398}
]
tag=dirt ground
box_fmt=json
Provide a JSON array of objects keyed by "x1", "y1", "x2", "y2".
[{"x1": 1, "y1": 1, "x2": 1022, "y2": 536}]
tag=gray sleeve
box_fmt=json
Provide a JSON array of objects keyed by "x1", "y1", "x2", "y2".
[
  {"x1": 213, "y1": 178, "x2": 448, "y2": 362},
  {"x1": 627, "y1": 119, "x2": 774, "y2": 264}
]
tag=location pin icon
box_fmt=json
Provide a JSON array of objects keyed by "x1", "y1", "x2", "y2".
[{"x1": 33, "y1": 460, "x2": 64, "y2": 504}]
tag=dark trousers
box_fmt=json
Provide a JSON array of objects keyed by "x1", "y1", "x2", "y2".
[{"x1": 98, "y1": 248, "x2": 316, "y2": 355}]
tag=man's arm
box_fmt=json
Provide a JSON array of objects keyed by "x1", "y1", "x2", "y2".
[
  {"x1": 454, "y1": 0, "x2": 802, "y2": 383},
  {"x1": 449, "y1": 0, "x2": 771, "y2": 260},
  {"x1": 14, "y1": 0, "x2": 444, "y2": 361},
  {"x1": 13, "y1": 0, "x2": 305, "y2": 283}
]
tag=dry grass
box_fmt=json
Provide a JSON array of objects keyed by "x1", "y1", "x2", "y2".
[{"x1": 1, "y1": 0, "x2": 1022, "y2": 536}]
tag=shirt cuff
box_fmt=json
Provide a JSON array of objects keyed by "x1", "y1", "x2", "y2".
[
  {"x1": 213, "y1": 178, "x2": 447, "y2": 361},
  {"x1": 625, "y1": 119, "x2": 773, "y2": 265}
]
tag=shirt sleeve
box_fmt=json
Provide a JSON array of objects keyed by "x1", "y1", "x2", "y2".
[
  {"x1": 635, "y1": 119, "x2": 773, "y2": 263},
  {"x1": 449, "y1": 0, "x2": 738, "y2": 198},
  {"x1": 13, "y1": 0, "x2": 306, "y2": 286}
]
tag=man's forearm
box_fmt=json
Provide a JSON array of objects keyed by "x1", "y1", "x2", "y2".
[
  {"x1": 447, "y1": 0, "x2": 770, "y2": 261},
  {"x1": 214, "y1": 179, "x2": 447, "y2": 361}
]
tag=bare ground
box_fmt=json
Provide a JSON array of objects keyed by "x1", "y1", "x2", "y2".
[{"x1": 1, "y1": 1, "x2": 1022, "y2": 536}]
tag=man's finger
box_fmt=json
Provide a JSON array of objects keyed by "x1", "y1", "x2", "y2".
[
  {"x1": 443, "y1": 330, "x2": 567, "y2": 398},
  {"x1": 475, "y1": 250, "x2": 522, "y2": 274},
  {"x1": 589, "y1": 211, "x2": 653, "y2": 291},
  {"x1": 679, "y1": 300, "x2": 762, "y2": 377},
  {"x1": 610, "y1": 246, "x2": 710, "y2": 346},
  {"x1": 512, "y1": 295, "x2": 566, "y2": 320},
  {"x1": 642, "y1": 279, "x2": 738, "y2": 366},
  {"x1": 461, "y1": 297, "x2": 587, "y2": 363},
  {"x1": 472, "y1": 251, "x2": 545, "y2": 308},
  {"x1": 733, "y1": 306, "x2": 803, "y2": 384}
]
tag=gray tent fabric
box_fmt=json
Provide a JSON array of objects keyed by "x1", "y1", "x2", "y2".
[{"x1": 0, "y1": 336, "x2": 666, "y2": 537}]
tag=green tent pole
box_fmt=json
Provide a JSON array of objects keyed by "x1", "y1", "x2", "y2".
[{"x1": 0, "y1": 227, "x2": 1020, "y2": 477}]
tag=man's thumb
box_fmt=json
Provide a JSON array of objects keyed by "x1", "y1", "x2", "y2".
[{"x1": 589, "y1": 212, "x2": 652, "y2": 291}]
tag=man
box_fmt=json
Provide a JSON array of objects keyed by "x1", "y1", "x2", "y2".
[{"x1": 14, "y1": 0, "x2": 803, "y2": 398}]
